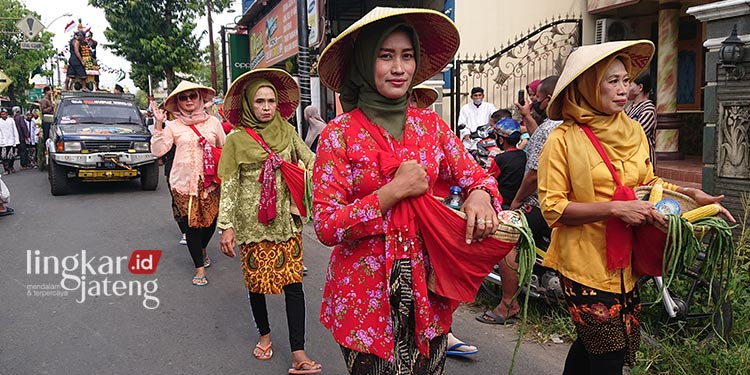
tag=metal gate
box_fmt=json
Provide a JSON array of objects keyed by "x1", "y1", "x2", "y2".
[{"x1": 450, "y1": 17, "x2": 583, "y2": 129}]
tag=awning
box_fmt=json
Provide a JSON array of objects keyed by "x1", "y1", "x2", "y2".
[{"x1": 588, "y1": 0, "x2": 641, "y2": 14}]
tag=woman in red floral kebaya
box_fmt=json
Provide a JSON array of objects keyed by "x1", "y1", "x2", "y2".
[{"x1": 312, "y1": 7, "x2": 504, "y2": 375}]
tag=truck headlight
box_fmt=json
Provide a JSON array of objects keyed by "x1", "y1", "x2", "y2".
[
  {"x1": 63, "y1": 141, "x2": 82, "y2": 152},
  {"x1": 133, "y1": 142, "x2": 150, "y2": 152}
]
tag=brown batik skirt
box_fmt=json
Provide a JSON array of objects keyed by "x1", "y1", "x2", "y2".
[
  {"x1": 340, "y1": 259, "x2": 448, "y2": 375},
  {"x1": 560, "y1": 274, "x2": 641, "y2": 367},
  {"x1": 239, "y1": 234, "x2": 304, "y2": 294},
  {"x1": 172, "y1": 185, "x2": 220, "y2": 228}
]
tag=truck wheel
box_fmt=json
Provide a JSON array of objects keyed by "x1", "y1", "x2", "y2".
[
  {"x1": 140, "y1": 162, "x2": 159, "y2": 191},
  {"x1": 49, "y1": 159, "x2": 71, "y2": 195}
]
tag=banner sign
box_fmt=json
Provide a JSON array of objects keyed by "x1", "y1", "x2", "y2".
[
  {"x1": 307, "y1": 0, "x2": 319, "y2": 47},
  {"x1": 248, "y1": 0, "x2": 298, "y2": 69},
  {"x1": 229, "y1": 33, "x2": 251, "y2": 82},
  {"x1": 242, "y1": 0, "x2": 257, "y2": 14}
]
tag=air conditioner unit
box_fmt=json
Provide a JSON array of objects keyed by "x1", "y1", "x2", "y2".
[{"x1": 595, "y1": 18, "x2": 629, "y2": 44}]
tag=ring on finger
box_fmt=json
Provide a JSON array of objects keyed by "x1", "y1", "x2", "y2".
[{"x1": 476, "y1": 218, "x2": 486, "y2": 225}]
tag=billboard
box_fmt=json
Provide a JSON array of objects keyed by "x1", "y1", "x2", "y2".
[
  {"x1": 229, "y1": 33, "x2": 251, "y2": 83},
  {"x1": 248, "y1": 0, "x2": 298, "y2": 69}
]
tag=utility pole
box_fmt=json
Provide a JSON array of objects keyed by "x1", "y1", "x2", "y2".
[
  {"x1": 296, "y1": 0, "x2": 311, "y2": 136},
  {"x1": 206, "y1": 0, "x2": 218, "y2": 91}
]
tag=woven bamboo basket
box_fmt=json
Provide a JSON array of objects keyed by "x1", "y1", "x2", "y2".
[
  {"x1": 435, "y1": 196, "x2": 521, "y2": 243},
  {"x1": 634, "y1": 185, "x2": 713, "y2": 234}
]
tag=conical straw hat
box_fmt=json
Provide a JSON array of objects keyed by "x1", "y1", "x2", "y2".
[
  {"x1": 318, "y1": 7, "x2": 460, "y2": 92},
  {"x1": 223, "y1": 68, "x2": 300, "y2": 124},
  {"x1": 411, "y1": 85, "x2": 440, "y2": 108},
  {"x1": 547, "y1": 40, "x2": 654, "y2": 120},
  {"x1": 162, "y1": 81, "x2": 216, "y2": 113}
]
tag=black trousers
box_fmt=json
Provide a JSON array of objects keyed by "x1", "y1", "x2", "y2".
[
  {"x1": 248, "y1": 282, "x2": 306, "y2": 352},
  {"x1": 562, "y1": 338, "x2": 626, "y2": 375},
  {"x1": 42, "y1": 121, "x2": 51, "y2": 142},
  {"x1": 176, "y1": 216, "x2": 216, "y2": 268},
  {"x1": 17, "y1": 143, "x2": 28, "y2": 168}
]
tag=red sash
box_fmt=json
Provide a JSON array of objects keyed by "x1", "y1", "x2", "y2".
[
  {"x1": 351, "y1": 109, "x2": 515, "y2": 302},
  {"x1": 580, "y1": 125, "x2": 667, "y2": 275},
  {"x1": 243, "y1": 127, "x2": 308, "y2": 222},
  {"x1": 188, "y1": 125, "x2": 222, "y2": 187}
]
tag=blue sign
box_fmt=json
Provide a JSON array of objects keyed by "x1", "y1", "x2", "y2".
[{"x1": 242, "y1": 0, "x2": 257, "y2": 14}]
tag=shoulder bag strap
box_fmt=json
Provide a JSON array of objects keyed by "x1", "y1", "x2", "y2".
[
  {"x1": 243, "y1": 126, "x2": 274, "y2": 154},
  {"x1": 579, "y1": 125, "x2": 624, "y2": 187},
  {"x1": 188, "y1": 125, "x2": 207, "y2": 143}
]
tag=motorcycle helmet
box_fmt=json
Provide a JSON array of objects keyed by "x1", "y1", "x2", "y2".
[{"x1": 495, "y1": 117, "x2": 522, "y2": 140}]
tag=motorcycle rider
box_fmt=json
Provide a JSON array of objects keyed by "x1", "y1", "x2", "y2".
[{"x1": 458, "y1": 87, "x2": 497, "y2": 150}]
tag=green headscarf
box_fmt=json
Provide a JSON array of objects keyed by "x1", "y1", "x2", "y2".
[
  {"x1": 218, "y1": 78, "x2": 296, "y2": 180},
  {"x1": 339, "y1": 19, "x2": 420, "y2": 140}
]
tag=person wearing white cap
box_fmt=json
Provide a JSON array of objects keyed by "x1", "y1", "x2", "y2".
[
  {"x1": 0, "y1": 108, "x2": 19, "y2": 175},
  {"x1": 537, "y1": 40, "x2": 733, "y2": 374}
]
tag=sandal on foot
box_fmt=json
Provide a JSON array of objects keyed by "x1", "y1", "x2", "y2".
[
  {"x1": 203, "y1": 257, "x2": 211, "y2": 268},
  {"x1": 0, "y1": 207, "x2": 14, "y2": 217},
  {"x1": 288, "y1": 360, "x2": 322, "y2": 374},
  {"x1": 253, "y1": 342, "x2": 273, "y2": 360},
  {"x1": 446, "y1": 342, "x2": 478, "y2": 356},
  {"x1": 476, "y1": 310, "x2": 516, "y2": 325},
  {"x1": 192, "y1": 275, "x2": 208, "y2": 286}
]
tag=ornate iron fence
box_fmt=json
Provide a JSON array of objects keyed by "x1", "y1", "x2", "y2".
[{"x1": 450, "y1": 16, "x2": 583, "y2": 130}]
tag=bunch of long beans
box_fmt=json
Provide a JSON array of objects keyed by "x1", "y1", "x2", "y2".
[
  {"x1": 659, "y1": 214, "x2": 736, "y2": 318},
  {"x1": 503, "y1": 211, "x2": 537, "y2": 375}
]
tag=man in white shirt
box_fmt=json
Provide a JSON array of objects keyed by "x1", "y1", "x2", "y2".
[
  {"x1": 0, "y1": 108, "x2": 20, "y2": 174},
  {"x1": 457, "y1": 87, "x2": 496, "y2": 150}
]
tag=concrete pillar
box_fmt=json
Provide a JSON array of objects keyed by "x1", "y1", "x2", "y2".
[{"x1": 655, "y1": 1, "x2": 683, "y2": 160}]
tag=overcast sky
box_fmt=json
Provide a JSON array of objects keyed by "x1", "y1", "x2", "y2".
[{"x1": 23, "y1": 0, "x2": 244, "y2": 93}]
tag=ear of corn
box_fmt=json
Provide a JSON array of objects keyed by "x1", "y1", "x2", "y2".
[
  {"x1": 649, "y1": 183, "x2": 663, "y2": 203},
  {"x1": 681, "y1": 203, "x2": 721, "y2": 222}
]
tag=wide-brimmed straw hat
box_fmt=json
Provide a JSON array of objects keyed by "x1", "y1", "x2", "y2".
[
  {"x1": 223, "y1": 68, "x2": 300, "y2": 124},
  {"x1": 318, "y1": 7, "x2": 460, "y2": 92},
  {"x1": 162, "y1": 81, "x2": 216, "y2": 113},
  {"x1": 411, "y1": 85, "x2": 440, "y2": 108},
  {"x1": 547, "y1": 40, "x2": 654, "y2": 120}
]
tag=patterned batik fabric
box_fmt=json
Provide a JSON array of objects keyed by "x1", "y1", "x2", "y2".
[
  {"x1": 340, "y1": 259, "x2": 448, "y2": 375},
  {"x1": 172, "y1": 182, "x2": 220, "y2": 228},
  {"x1": 561, "y1": 274, "x2": 641, "y2": 367},
  {"x1": 239, "y1": 233, "x2": 304, "y2": 294}
]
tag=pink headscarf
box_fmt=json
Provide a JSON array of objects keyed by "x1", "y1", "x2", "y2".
[
  {"x1": 526, "y1": 80, "x2": 542, "y2": 96},
  {"x1": 172, "y1": 90, "x2": 209, "y2": 126}
]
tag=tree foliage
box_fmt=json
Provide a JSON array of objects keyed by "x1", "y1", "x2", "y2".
[
  {"x1": 89, "y1": 0, "x2": 231, "y2": 93},
  {"x1": 189, "y1": 38, "x2": 225, "y2": 95},
  {"x1": 0, "y1": 0, "x2": 56, "y2": 107}
]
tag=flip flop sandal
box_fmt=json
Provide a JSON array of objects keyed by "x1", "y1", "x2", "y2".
[
  {"x1": 475, "y1": 310, "x2": 516, "y2": 325},
  {"x1": 0, "y1": 207, "x2": 14, "y2": 217},
  {"x1": 192, "y1": 276, "x2": 208, "y2": 286},
  {"x1": 446, "y1": 342, "x2": 479, "y2": 356},
  {"x1": 253, "y1": 342, "x2": 273, "y2": 360},
  {"x1": 203, "y1": 257, "x2": 211, "y2": 268},
  {"x1": 288, "y1": 360, "x2": 322, "y2": 374}
]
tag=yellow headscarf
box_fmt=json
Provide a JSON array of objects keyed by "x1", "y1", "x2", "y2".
[{"x1": 557, "y1": 54, "x2": 647, "y2": 202}]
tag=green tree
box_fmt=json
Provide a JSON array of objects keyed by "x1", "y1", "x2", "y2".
[
  {"x1": 89, "y1": 0, "x2": 231, "y2": 92},
  {"x1": 0, "y1": 0, "x2": 56, "y2": 107},
  {"x1": 190, "y1": 38, "x2": 225, "y2": 95}
]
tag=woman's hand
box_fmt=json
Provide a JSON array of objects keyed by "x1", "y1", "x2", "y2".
[
  {"x1": 377, "y1": 160, "x2": 428, "y2": 213},
  {"x1": 462, "y1": 189, "x2": 499, "y2": 243},
  {"x1": 683, "y1": 188, "x2": 736, "y2": 222},
  {"x1": 611, "y1": 200, "x2": 666, "y2": 227},
  {"x1": 220, "y1": 228, "x2": 237, "y2": 258},
  {"x1": 150, "y1": 101, "x2": 167, "y2": 126}
]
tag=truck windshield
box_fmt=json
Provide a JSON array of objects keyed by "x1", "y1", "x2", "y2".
[{"x1": 59, "y1": 99, "x2": 142, "y2": 125}]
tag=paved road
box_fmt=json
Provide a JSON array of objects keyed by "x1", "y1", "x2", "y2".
[{"x1": 0, "y1": 169, "x2": 568, "y2": 374}]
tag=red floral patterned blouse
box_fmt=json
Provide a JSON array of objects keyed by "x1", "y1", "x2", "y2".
[{"x1": 313, "y1": 107, "x2": 501, "y2": 360}]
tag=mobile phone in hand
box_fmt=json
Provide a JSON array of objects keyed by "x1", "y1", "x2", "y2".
[{"x1": 517, "y1": 90, "x2": 525, "y2": 106}]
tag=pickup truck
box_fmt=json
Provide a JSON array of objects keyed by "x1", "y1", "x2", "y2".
[{"x1": 45, "y1": 92, "x2": 158, "y2": 195}]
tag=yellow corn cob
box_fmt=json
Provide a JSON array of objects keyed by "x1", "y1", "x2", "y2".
[
  {"x1": 682, "y1": 203, "x2": 721, "y2": 222},
  {"x1": 649, "y1": 183, "x2": 663, "y2": 203}
]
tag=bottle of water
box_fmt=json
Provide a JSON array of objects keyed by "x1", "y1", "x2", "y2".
[{"x1": 443, "y1": 186, "x2": 464, "y2": 210}]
